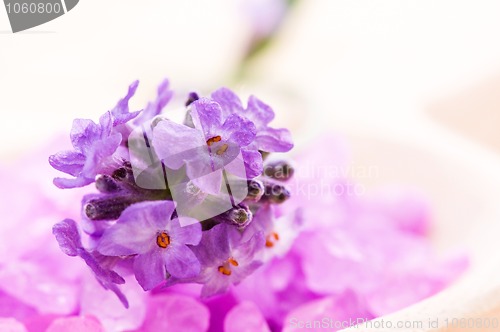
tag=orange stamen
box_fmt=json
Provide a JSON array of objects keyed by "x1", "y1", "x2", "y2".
[
  {"x1": 206, "y1": 136, "x2": 222, "y2": 146},
  {"x1": 228, "y1": 257, "x2": 239, "y2": 266},
  {"x1": 265, "y1": 232, "x2": 279, "y2": 248},
  {"x1": 156, "y1": 232, "x2": 170, "y2": 248},
  {"x1": 218, "y1": 266, "x2": 232, "y2": 276}
]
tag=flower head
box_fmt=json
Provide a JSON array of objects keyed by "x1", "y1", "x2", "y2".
[{"x1": 49, "y1": 78, "x2": 294, "y2": 308}]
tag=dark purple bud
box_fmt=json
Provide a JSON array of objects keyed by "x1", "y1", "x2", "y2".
[
  {"x1": 263, "y1": 160, "x2": 294, "y2": 181},
  {"x1": 95, "y1": 175, "x2": 121, "y2": 193},
  {"x1": 185, "y1": 92, "x2": 199, "y2": 107},
  {"x1": 262, "y1": 181, "x2": 291, "y2": 204},
  {"x1": 84, "y1": 195, "x2": 137, "y2": 220},
  {"x1": 246, "y1": 179, "x2": 265, "y2": 201}
]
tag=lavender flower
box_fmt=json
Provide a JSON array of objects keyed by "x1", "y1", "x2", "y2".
[
  {"x1": 152, "y1": 97, "x2": 257, "y2": 194},
  {"x1": 191, "y1": 223, "x2": 265, "y2": 298},
  {"x1": 97, "y1": 201, "x2": 202, "y2": 291},
  {"x1": 49, "y1": 81, "x2": 140, "y2": 189},
  {"x1": 211, "y1": 88, "x2": 293, "y2": 177}
]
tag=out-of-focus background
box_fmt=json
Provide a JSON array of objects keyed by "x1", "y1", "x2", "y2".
[
  {"x1": 2, "y1": 0, "x2": 500, "y2": 327},
  {"x1": 2, "y1": 0, "x2": 500, "y2": 157}
]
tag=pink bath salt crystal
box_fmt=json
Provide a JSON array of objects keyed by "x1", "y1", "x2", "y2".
[
  {"x1": 0, "y1": 318, "x2": 27, "y2": 332},
  {"x1": 359, "y1": 187, "x2": 431, "y2": 236},
  {"x1": 136, "y1": 294, "x2": 210, "y2": 332},
  {"x1": 46, "y1": 316, "x2": 104, "y2": 332},
  {"x1": 224, "y1": 301, "x2": 271, "y2": 332},
  {"x1": 23, "y1": 314, "x2": 63, "y2": 332},
  {"x1": 282, "y1": 291, "x2": 373, "y2": 332}
]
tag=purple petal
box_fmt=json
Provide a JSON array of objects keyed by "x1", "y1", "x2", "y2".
[
  {"x1": 48, "y1": 151, "x2": 86, "y2": 176},
  {"x1": 109, "y1": 80, "x2": 141, "y2": 126},
  {"x1": 191, "y1": 223, "x2": 230, "y2": 265},
  {"x1": 242, "y1": 149, "x2": 263, "y2": 178},
  {"x1": 190, "y1": 98, "x2": 222, "y2": 139},
  {"x1": 53, "y1": 176, "x2": 94, "y2": 189},
  {"x1": 190, "y1": 169, "x2": 223, "y2": 196},
  {"x1": 221, "y1": 114, "x2": 256, "y2": 147},
  {"x1": 169, "y1": 218, "x2": 202, "y2": 245},
  {"x1": 97, "y1": 201, "x2": 176, "y2": 256},
  {"x1": 224, "y1": 302, "x2": 271, "y2": 332},
  {"x1": 256, "y1": 127, "x2": 293, "y2": 152},
  {"x1": 245, "y1": 95, "x2": 275, "y2": 127},
  {"x1": 133, "y1": 250, "x2": 167, "y2": 291},
  {"x1": 233, "y1": 230, "x2": 265, "y2": 266},
  {"x1": 52, "y1": 219, "x2": 82, "y2": 257},
  {"x1": 200, "y1": 277, "x2": 229, "y2": 298},
  {"x1": 135, "y1": 79, "x2": 173, "y2": 123},
  {"x1": 70, "y1": 119, "x2": 102, "y2": 154},
  {"x1": 165, "y1": 245, "x2": 201, "y2": 278},
  {"x1": 211, "y1": 87, "x2": 244, "y2": 118},
  {"x1": 152, "y1": 120, "x2": 205, "y2": 170}
]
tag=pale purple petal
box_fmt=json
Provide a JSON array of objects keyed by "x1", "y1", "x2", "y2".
[
  {"x1": 109, "y1": 80, "x2": 141, "y2": 126},
  {"x1": 133, "y1": 250, "x2": 167, "y2": 291},
  {"x1": 242, "y1": 149, "x2": 263, "y2": 178},
  {"x1": 70, "y1": 119, "x2": 102, "y2": 153},
  {"x1": 211, "y1": 87, "x2": 244, "y2": 118},
  {"x1": 190, "y1": 98, "x2": 223, "y2": 139},
  {"x1": 53, "y1": 176, "x2": 94, "y2": 189},
  {"x1": 52, "y1": 219, "x2": 82, "y2": 256},
  {"x1": 152, "y1": 119, "x2": 205, "y2": 170},
  {"x1": 245, "y1": 95, "x2": 275, "y2": 127},
  {"x1": 224, "y1": 301, "x2": 271, "y2": 332},
  {"x1": 169, "y1": 218, "x2": 202, "y2": 245},
  {"x1": 165, "y1": 245, "x2": 201, "y2": 278},
  {"x1": 48, "y1": 151, "x2": 86, "y2": 177},
  {"x1": 190, "y1": 169, "x2": 223, "y2": 196},
  {"x1": 135, "y1": 79, "x2": 173, "y2": 123},
  {"x1": 256, "y1": 127, "x2": 293, "y2": 152},
  {"x1": 191, "y1": 223, "x2": 230, "y2": 266},
  {"x1": 221, "y1": 114, "x2": 256, "y2": 147}
]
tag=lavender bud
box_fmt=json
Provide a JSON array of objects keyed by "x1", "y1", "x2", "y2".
[
  {"x1": 263, "y1": 161, "x2": 294, "y2": 181},
  {"x1": 216, "y1": 204, "x2": 253, "y2": 229},
  {"x1": 185, "y1": 92, "x2": 199, "y2": 106},
  {"x1": 262, "y1": 182, "x2": 291, "y2": 204},
  {"x1": 246, "y1": 179, "x2": 265, "y2": 201},
  {"x1": 84, "y1": 195, "x2": 136, "y2": 220},
  {"x1": 95, "y1": 175, "x2": 120, "y2": 193}
]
